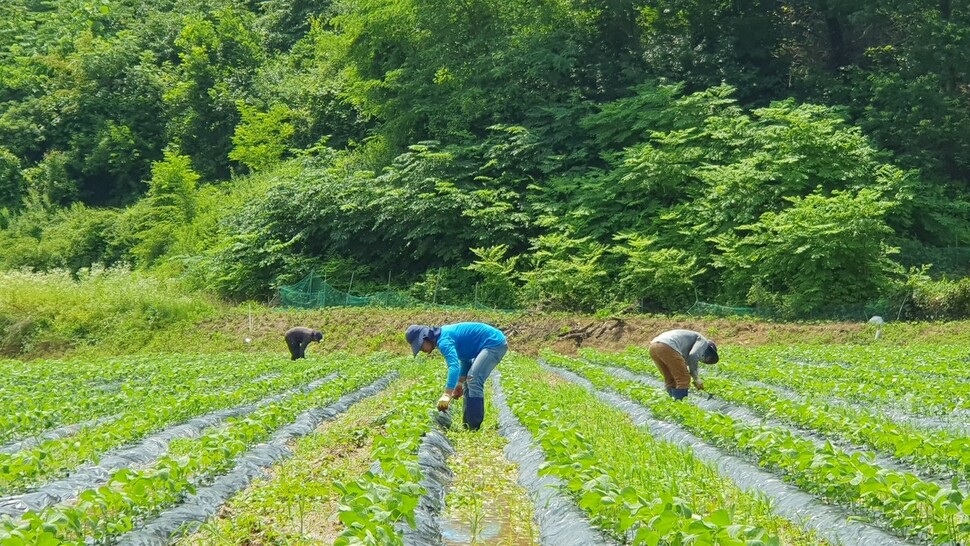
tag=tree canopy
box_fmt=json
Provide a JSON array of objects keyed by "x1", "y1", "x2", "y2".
[{"x1": 1, "y1": 0, "x2": 969, "y2": 317}]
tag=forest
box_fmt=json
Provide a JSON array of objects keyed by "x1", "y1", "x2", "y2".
[{"x1": 1, "y1": 0, "x2": 969, "y2": 317}]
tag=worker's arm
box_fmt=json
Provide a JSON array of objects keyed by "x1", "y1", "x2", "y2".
[
  {"x1": 687, "y1": 337, "x2": 707, "y2": 388},
  {"x1": 436, "y1": 337, "x2": 462, "y2": 394},
  {"x1": 453, "y1": 360, "x2": 471, "y2": 398}
]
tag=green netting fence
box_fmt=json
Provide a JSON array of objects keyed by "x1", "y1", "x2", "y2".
[
  {"x1": 281, "y1": 272, "x2": 899, "y2": 320},
  {"x1": 278, "y1": 272, "x2": 507, "y2": 311},
  {"x1": 686, "y1": 300, "x2": 901, "y2": 321},
  {"x1": 686, "y1": 301, "x2": 758, "y2": 318}
]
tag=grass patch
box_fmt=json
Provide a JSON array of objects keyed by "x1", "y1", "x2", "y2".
[
  {"x1": 7, "y1": 267, "x2": 970, "y2": 362},
  {"x1": 441, "y1": 384, "x2": 539, "y2": 545},
  {"x1": 0, "y1": 267, "x2": 219, "y2": 358}
]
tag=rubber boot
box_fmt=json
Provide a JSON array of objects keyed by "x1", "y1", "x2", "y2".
[
  {"x1": 671, "y1": 388, "x2": 689, "y2": 401},
  {"x1": 666, "y1": 388, "x2": 674, "y2": 398},
  {"x1": 463, "y1": 397, "x2": 485, "y2": 431}
]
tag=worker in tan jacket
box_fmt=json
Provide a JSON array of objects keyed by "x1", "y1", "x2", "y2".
[{"x1": 649, "y1": 329, "x2": 718, "y2": 400}]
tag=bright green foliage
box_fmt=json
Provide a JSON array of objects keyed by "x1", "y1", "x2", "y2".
[
  {"x1": 0, "y1": 354, "x2": 392, "y2": 545},
  {"x1": 537, "y1": 85, "x2": 911, "y2": 311},
  {"x1": 208, "y1": 136, "x2": 535, "y2": 299},
  {"x1": 519, "y1": 232, "x2": 608, "y2": 312},
  {"x1": 716, "y1": 189, "x2": 902, "y2": 316},
  {"x1": 1, "y1": 0, "x2": 969, "y2": 314},
  {"x1": 503, "y1": 356, "x2": 811, "y2": 545},
  {"x1": 0, "y1": 146, "x2": 23, "y2": 212},
  {"x1": 164, "y1": 6, "x2": 265, "y2": 180},
  {"x1": 0, "y1": 202, "x2": 128, "y2": 273},
  {"x1": 0, "y1": 267, "x2": 214, "y2": 357},
  {"x1": 22, "y1": 151, "x2": 77, "y2": 208},
  {"x1": 229, "y1": 102, "x2": 295, "y2": 172},
  {"x1": 333, "y1": 364, "x2": 441, "y2": 545},
  {"x1": 612, "y1": 232, "x2": 705, "y2": 311},
  {"x1": 907, "y1": 272, "x2": 970, "y2": 319},
  {"x1": 466, "y1": 245, "x2": 519, "y2": 309},
  {"x1": 121, "y1": 150, "x2": 200, "y2": 267},
  {"x1": 545, "y1": 351, "x2": 970, "y2": 545}
]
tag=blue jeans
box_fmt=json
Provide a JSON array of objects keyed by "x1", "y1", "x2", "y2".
[{"x1": 461, "y1": 344, "x2": 508, "y2": 398}]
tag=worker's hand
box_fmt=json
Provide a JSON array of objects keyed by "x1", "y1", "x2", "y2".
[
  {"x1": 437, "y1": 393, "x2": 452, "y2": 412},
  {"x1": 694, "y1": 380, "x2": 705, "y2": 391},
  {"x1": 453, "y1": 383, "x2": 464, "y2": 400}
]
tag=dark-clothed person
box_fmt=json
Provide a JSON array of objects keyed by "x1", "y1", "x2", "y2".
[{"x1": 284, "y1": 327, "x2": 323, "y2": 360}]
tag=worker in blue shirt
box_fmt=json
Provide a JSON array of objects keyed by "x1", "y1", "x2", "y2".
[{"x1": 405, "y1": 322, "x2": 508, "y2": 430}]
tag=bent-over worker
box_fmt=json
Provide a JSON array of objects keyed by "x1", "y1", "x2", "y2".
[
  {"x1": 284, "y1": 327, "x2": 323, "y2": 360},
  {"x1": 405, "y1": 322, "x2": 508, "y2": 430},
  {"x1": 649, "y1": 329, "x2": 718, "y2": 400}
]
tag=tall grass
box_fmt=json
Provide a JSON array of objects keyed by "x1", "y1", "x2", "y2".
[{"x1": 0, "y1": 267, "x2": 219, "y2": 357}]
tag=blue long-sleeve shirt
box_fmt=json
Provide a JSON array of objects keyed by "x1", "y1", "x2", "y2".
[{"x1": 436, "y1": 322, "x2": 507, "y2": 389}]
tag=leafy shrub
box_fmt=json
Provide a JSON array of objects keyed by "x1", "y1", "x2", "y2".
[
  {"x1": 0, "y1": 204, "x2": 122, "y2": 272},
  {"x1": 907, "y1": 271, "x2": 970, "y2": 320},
  {"x1": 716, "y1": 189, "x2": 902, "y2": 317},
  {"x1": 520, "y1": 232, "x2": 608, "y2": 312},
  {"x1": 466, "y1": 245, "x2": 519, "y2": 309},
  {"x1": 0, "y1": 147, "x2": 23, "y2": 212},
  {"x1": 612, "y1": 233, "x2": 704, "y2": 312},
  {"x1": 229, "y1": 102, "x2": 295, "y2": 172},
  {"x1": 120, "y1": 150, "x2": 200, "y2": 267}
]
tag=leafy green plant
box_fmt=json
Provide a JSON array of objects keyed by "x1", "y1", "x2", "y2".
[
  {"x1": 0, "y1": 356, "x2": 391, "y2": 544},
  {"x1": 544, "y1": 351, "x2": 970, "y2": 544},
  {"x1": 465, "y1": 245, "x2": 519, "y2": 309},
  {"x1": 501, "y1": 355, "x2": 806, "y2": 545},
  {"x1": 333, "y1": 370, "x2": 442, "y2": 545},
  {"x1": 584, "y1": 346, "x2": 970, "y2": 484},
  {"x1": 612, "y1": 232, "x2": 705, "y2": 311},
  {"x1": 0, "y1": 354, "x2": 334, "y2": 495},
  {"x1": 229, "y1": 102, "x2": 296, "y2": 172},
  {"x1": 715, "y1": 189, "x2": 903, "y2": 317},
  {"x1": 519, "y1": 232, "x2": 609, "y2": 312}
]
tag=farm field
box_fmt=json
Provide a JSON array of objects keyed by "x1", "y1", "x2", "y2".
[{"x1": 0, "y1": 344, "x2": 967, "y2": 545}]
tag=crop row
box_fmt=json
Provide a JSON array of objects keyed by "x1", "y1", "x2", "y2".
[
  {"x1": 687, "y1": 345, "x2": 970, "y2": 417},
  {"x1": 0, "y1": 356, "x2": 334, "y2": 496},
  {"x1": 172, "y1": 358, "x2": 440, "y2": 545},
  {"x1": 333, "y1": 361, "x2": 445, "y2": 545},
  {"x1": 544, "y1": 352, "x2": 970, "y2": 544},
  {"x1": 501, "y1": 356, "x2": 818, "y2": 546},
  {"x1": 583, "y1": 348, "x2": 970, "y2": 482},
  {"x1": 760, "y1": 344, "x2": 970, "y2": 380},
  {"x1": 0, "y1": 354, "x2": 298, "y2": 444},
  {"x1": 0, "y1": 356, "x2": 391, "y2": 545}
]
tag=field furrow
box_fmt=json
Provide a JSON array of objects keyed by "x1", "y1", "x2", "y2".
[
  {"x1": 502, "y1": 356, "x2": 826, "y2": 546},
  {"x1": 545, "y1": 353, "x2": 970, "y2": 544}
]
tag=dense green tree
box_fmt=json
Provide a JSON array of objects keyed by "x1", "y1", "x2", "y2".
[
  {"x1": 612, "y1": 233, "x2": 704, "y2": 311},
  {"x1": 229, "y1": 102, "x2": 296, "y2": 172},
  {"x1": 164, "y1": 6, "x2": 265, "y2": 180},
  {"x1": 519, "y1": 231, "x2": 609, "y2": 312},
  {"x1": 0, "y1": 148, "x2": 23, "y2": 211},
  {"x1": 1, "y1": 0, "x2": 969, "y2": 315},
  {"x1": 715, "y1": 189, "x2": 902, "y2": 316},
  {"x1": 119, "y1": 150, "x2": 200, "y2": 267}
]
